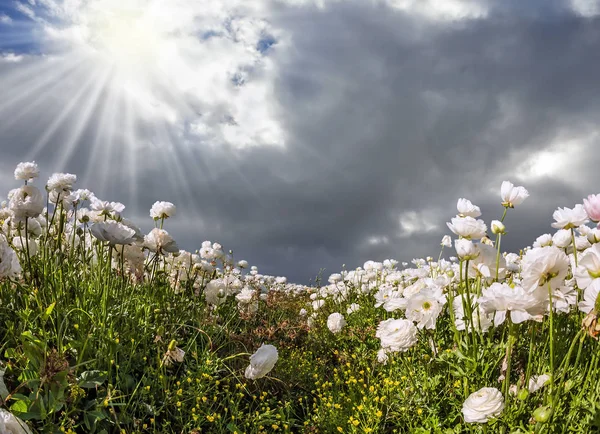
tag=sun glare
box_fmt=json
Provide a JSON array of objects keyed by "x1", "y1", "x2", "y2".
[{"x1": 82, "y1": 3, "x2": 168, "y2": 74}]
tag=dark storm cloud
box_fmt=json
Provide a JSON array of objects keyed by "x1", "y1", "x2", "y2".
[{"x1": 2, "y1": 0, "x2": 600, "y2": 283}]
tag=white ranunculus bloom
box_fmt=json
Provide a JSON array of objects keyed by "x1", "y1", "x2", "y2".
[
  {"x1": 327, "y1": 312, "x2": 346, "y2": 334},
  {"x1": 150, "y1": 201, "x2": 176, "y2": 220},
  {"x1": 479, "y1": 283, "x2": 545, "y2": 326},
  {"x1": 405, "y1": 288, "x2": 446, "y2": 330},
  {"x1": 376, "y1": 348, "x2": 388, "y2": 364},
  {"x1": 144, "y1": 228, "x2": 179, "y2": 255},
  {"x1": 574, "y1": 243, "x2": 600, "y2": 290},
  {"x1": 245, "y1": 344, "x2": 278, "y2": 380},
  {"x1": 0, "y1": 237, "x2": 21, "y2": 279},
  {"x1": 90, "y1": 221, "x2": 137, "y2": 245},
  {"x1": 552, "y1": 229, "x2": 572, "y2": 249},
  {"x1": 9, "y1": 186, "x2": 44, "y2": 219},
  {"x1": 14, "y1": 161, "x2": 39, "y2": 182},
  {"x1": 235, "y1": 287, "x2": 255, "y2": 304},
  {"x1": 551, "y1": 204, "x2": 589, "y2": 229},
  {"x1": 453, "y1": 298, "x2": 493, "y2": 333},
  {"x1": 91, "y1": 199, "x2": 125, "y2": 217},
  {"x1": 462, "y1": 387, "x2": 504, "y2": 423},
  {"x1": 455, "y1": 239, "x2": 479, "y2": 260},
  {"x1": 520, "y1": 246, "x2": 569, "y2": 293},
  {"x1": 441, "y1": 235, "x2": 452, "y2": 247},
  {"x1": 47, "y1": 172, "x2": 76, "y2": 193},
  {"x1": 447, "y1": 216, "x2": 487, "y2": 240},
  {"x1": 457, "y1": 198, "x2": 481, "y2": 218},
  {"x1": 528, "y1": 374, "x2": 551, "y2": 394},
  {"x1": 579, "y1": 280, "x2": 600, "y2": 314},
  {"x1": 533, "y1": 233, "x2": 553, "y2": 248},
  {"x1": 347, "y1": 303, "x2": 361, "y2": 314},
  {"x1": 501, "y1": 181, "x2": 529, "y2": 208},
  {"x1": 0, "y1": 408, "x2": 32, "y2": 434},
  {"x1": 375, "y1": 318, "x2": 418, "y2": 353},
  {"x1": 12, "y1": 236, "x2": 39, "y2": 257}
]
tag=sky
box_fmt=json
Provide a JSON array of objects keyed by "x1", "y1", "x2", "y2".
[{"x1": 1, "y1": 0, "x2": 600, "y2": 284}]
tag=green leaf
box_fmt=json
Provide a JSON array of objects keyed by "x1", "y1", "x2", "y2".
[
  {"x1": 78, "y1": 370, "x2": 107, "y2": 388},
  {"x1": 43, "y1": 302, "x2": 56, "y2": 320}
]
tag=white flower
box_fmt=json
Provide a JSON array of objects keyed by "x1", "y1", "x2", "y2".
[
  {"x1": 520, "y1": 246, "x2": 570, "y2": 293},
  {"x1": 551, "y1": 204, "x2": 589, "y2": 229},
  {"x1": 462, "y1": 387, "x2": 504, "y2": 423},
  {"x1": 12, "y1": 236, "x2": 39, "y2": 256},
  {"x1": 441, "y1": 235, "x2": 452, "y2": 247},
  {"x1": 447, "y1": 216, "x2": 487, "y2": 240},
  {"x1": 528, "y1": 374, "x2": 551, "y2": 394},
  {"x1": 163, "y1": 344, "x2": 185, "y2": 366},
  {"x1": 236, "y1": 287, "x2": 255, "y2": 304},
  {"x1": 0, "y1": 237, "x2": 21, "y2": 279},
  {"x1": 405, "y1": 288, "x2": 446, "y2": 330},
  {"x1": 144, "y1": 228, "x2": 179, "y2": 254},
  {"x1": 328, "y1": 273, "x2": 343, "y2": 284},
  {"x1": 237, "y1": 260, "x2": 249, "y2": 269},
  {"x1": 533, "y1": 233, "x2": 553, "y2": 248},
  {"x1": 453, "y1": 298, "x2": 493, "y2": 332},
  {"x1": 47, "y1": 172, "x2": 76, "y2": 193},
  {"x1": 490, "y1": 220, "x2": 505, "y2": 235},
  {"x1": 327, "y1": 313, "x2": 346, "y2": 333},
  {"x1": 457, "y1": 198, "x2": 482, "y2": 218},
  {"x1": 574, "y1": 243, "x2": 600, "y2": 289},
  {"x1": 375, "y1": 318, "x2": 418, "y2": 353},
  {"x1": 8, "y1": 186, "x2": 44, "y2": 220},
  {"x1": 479, "y1": 283, "x2": 545, "y2": 326},
  {"x1": 376, "y1": 349, "x2": 388, "y2": 364},
  {"x1": 14, "y1": 161, "x2": 39, "y2": 182},
  {"x1": 455, "y1": 239, "x2": 479, "y2": 260},
  {"x1": 90, "y1": 221, "x2": 137, "y2": 245},
  {"x1": 552, "y1": 229, "x2": 572, "y2": 248},
  {"x1": 347, "y1": 303, "x2": 361, "y2": 314},
  {"x1": 501, "y1": 181, "x2": 529, "y2": 208},
  {"x1": 245, "y1": 344, "x2": 278, "y2": 380},
  {"x1": 150, "y1": 201, "x2": 176, "y2": 220},
  {"x1": 579, "y1": 280, "x2": 600, "y2": 314},
  {"x1": 0, "y1": 409, "x2": 32, "y2": 434},
  {"x1": 91, "y1": 199, "x2": 125, "y2": 216},
  {"x1": 204, "y1": 279, "x2": 228, "y2": 305}
]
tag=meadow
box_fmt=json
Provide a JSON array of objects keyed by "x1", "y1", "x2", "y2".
[{"x1": 1, "y1": 161, "x2": 599, "y2": 433}]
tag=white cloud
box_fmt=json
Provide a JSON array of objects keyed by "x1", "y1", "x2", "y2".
[
  {"x1": 0, "y1": 53, "x2": 24, "y2": 63},
  {"x1": 0, "y1": 14, "x2": 13, "y2": 24},
  {"x1": 398, "y1": 210, "x2": 439, "y2": 237},
  {"x1": 570, "y1": 0, "x2": 600, "y2": 17}
]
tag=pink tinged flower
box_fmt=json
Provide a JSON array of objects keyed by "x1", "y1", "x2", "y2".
[
  {"x1": 457, "y1": 198, "x2": 482, "y2": 218},
  {"x1": 501, "y1": 181, "x2": 529, "y2": 208},
  {"x1": 244, "y1": 344, "x2": 278, "y2": 380},
  {"x1": 447, "y1": 216, "x2": 487, "y2": 240},
  {"x1": 584, "y1": 194, "x2": 600, "y2": 223},
  {"x1": 551, "y1": 204, "x2": 589, "y2": 229}
]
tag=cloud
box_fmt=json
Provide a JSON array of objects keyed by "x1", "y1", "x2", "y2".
[{"x1": 1, "y1": 0, "x2": 600, "y2": 283}]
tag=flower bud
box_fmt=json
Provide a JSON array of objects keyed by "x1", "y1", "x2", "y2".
[
  {"x1": 532, "y1": 406, "x2": 553, "y2": 423},
  {"x1": 491, "y1": 220, "x2": 506, "y2": 235},
  {"x1": 517, "y1": 388, "x2": 529, "y2": 401}
]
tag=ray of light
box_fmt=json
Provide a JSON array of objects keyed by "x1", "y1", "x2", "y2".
[
  {"x1": 26, "y1": 63, "x2": 111, "y2": 160},
  {"x1": 123, "y1": 91, "x2": 139, "y2": 210},
  {"x1": 0, "y1": 56, "x2": 88, "y2": 122},
  {"x1": 86, "y1": 70, "x2": 120, "y2": 195},
  {"x1": 54, "y1": 65, "x2": 115, "y2": 172}
]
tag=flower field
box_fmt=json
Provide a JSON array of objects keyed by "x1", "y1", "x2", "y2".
[{"x1": 1, "y1": 161, "x2": 600, "y2": 433}]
